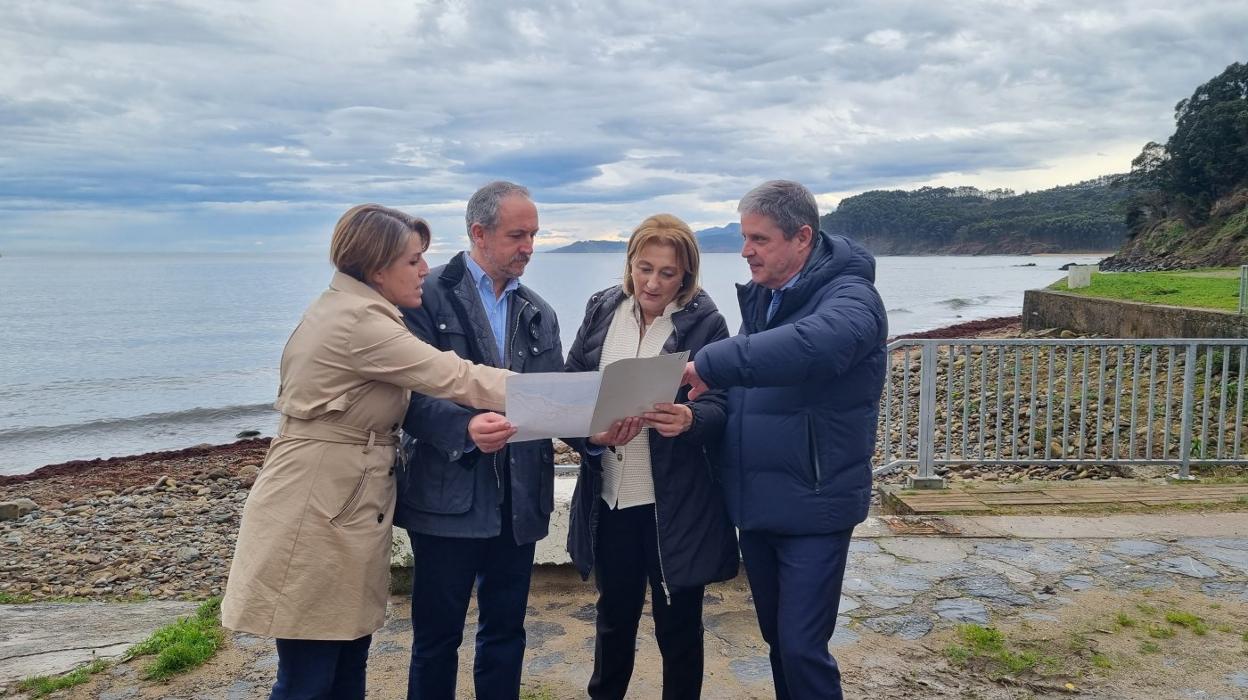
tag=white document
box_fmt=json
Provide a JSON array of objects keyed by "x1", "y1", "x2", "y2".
[
  {"x1": 588, "y1": 351, "x2": 689, "y2": 434},
  {"x1": 505, "y1": 372, "x2": 601, "y2": 443},
  {"x1": 505, "y1": 351, "x2": 689, "y2": 442}
]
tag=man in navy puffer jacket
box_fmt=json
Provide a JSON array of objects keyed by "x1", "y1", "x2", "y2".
[{"x1": 683, "y1": 180, "x2": 887, "y2": 700}]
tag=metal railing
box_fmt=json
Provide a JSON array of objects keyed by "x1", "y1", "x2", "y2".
[
  {"x1": 874, "y1": 338, "x2": 1248, "y2": 482},
  {"x1": 1240, "y1": 265, "x2": 1247, "y2": 315}
]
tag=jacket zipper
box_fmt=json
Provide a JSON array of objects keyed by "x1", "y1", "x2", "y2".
[
  {"x1": 588, "y1": 471, "x2": 601, "y2": 574},
  {"x1": 808, "y1": 413, "x2": 821, "y2": 493},
  {"x1": 496, "y1": 299, "x2": 532, "y2": 505},
  {"x1": 653, "y1": 495, "x2": 672, "y2": 605}
]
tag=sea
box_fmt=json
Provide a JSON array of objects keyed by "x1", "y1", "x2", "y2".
[{"x1": 0, "y1": 251, "x2": 1104, "y2": 475}]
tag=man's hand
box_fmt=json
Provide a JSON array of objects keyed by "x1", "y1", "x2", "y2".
[
  {"x1": 643, "y1": 402, "x2": 693, "y2": 438},
  {"x1": 468, "y1": 412, "x2": 515, "y2": 454},
  {"x1": 588, "y1": 417, "x2": 643, "y2": 447},
  {"x1": 683, "y1": 361, "x2": 710, "y2": 401}
]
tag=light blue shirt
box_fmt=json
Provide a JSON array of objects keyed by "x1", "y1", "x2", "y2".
[
  {"x1": 463, "y1": 253, "x2": 520, "y2": 364},
  {"x1": 766, "y1": 272, "x2": 801, "y2": 323}
]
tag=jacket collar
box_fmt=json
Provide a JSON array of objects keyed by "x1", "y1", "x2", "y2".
[
  {"x1": 330, "y1": 271, "x2": 402, "y2": 321},
  {"x1": 736, "y1": 230, "x2": 845, "y2": 331},
  {"x1": 440, "y1": 251, "x2": 543, "y2": 310},
  {"x1": 586, "y1": 285, "x2": 718, "y2": 343}
]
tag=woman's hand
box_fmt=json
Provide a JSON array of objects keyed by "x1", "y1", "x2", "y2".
[
  {"x1": 588, "y1": 417, "x2": 643, "y2": 447},
  {"x1": 643, "y1": 402, "x2": 693, "y2": 438},
  {"x1": 468, "y1": 412, "x2": 516, "y2": 454}
]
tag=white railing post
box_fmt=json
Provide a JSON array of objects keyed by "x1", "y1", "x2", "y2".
[
  {"x1": 1239, "y1": 265, "x2": 1247, "y2": 315},
  {"x1": 907, "y1": 341, "x2": 947, "y2": 489},
  {"x1": 1171, "y1": 343, "x2": 1199, "y2": 481}
]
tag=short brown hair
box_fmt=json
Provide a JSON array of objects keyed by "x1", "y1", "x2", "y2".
[
  {"x1": 622, "y1": 213, "x2": 701, "y2": 307},
  {"x1": 330, "y1": 204, "x2": 431, "y2": 282}
]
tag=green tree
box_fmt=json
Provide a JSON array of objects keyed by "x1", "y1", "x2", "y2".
[{"x1": 1132, "y1": 62, "x2": 1248, "y2": 221}]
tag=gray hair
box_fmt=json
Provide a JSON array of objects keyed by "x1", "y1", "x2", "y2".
[
  {"x1": 737, "y1": 180, "x2": 820, "y2": 240},
  {"x1": 465, "y1": 181, "x2": 531, "y2": 236}
]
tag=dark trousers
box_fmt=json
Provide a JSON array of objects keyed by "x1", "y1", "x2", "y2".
[
  {"x1": 405, "y1": 494, "x2": 536, "y2": 700},
  {"x1": 738, "y1": 528, "x2": 854, "y2": 700},
  {"x1": 589, "y1": 502, "x2": 705, "y2": 700},
  {"x1": 270, "y1": 635, "x2": 372, "y2": 700}
]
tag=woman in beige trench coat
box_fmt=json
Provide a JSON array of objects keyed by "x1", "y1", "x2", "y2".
[{"x1": 221, "y1": 204, "x2": 516, "y2": 699}]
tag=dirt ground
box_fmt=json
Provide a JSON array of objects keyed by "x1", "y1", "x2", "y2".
[{"x1": 37, "y1": 567, "x2": 1248, "y2": 700}]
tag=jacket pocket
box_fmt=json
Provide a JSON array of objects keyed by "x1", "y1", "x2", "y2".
[
  {"x1": 329, "y1": 468, "x2": 369, "y2": 526},
  {"x1": 404, "y1": 442, "x2": 476, "y2": 515}
]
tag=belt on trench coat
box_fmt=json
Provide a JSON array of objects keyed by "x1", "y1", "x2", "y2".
[{"x1": 277, "y1": 415, "x2": 398, "y2": 453}]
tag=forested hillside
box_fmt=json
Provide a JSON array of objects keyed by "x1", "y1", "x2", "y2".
[
  {"x1": 1103, "y1": 61, "x2": 1248, "y2": 270},
  {"x1": 820, "y1": 178, "x2": 1133, "y2": 255}
]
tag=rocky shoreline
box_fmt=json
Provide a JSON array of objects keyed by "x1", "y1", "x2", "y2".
[
  {"x1": 0, "y1": 314, "x2": 1133, "y2": 603},
  {"x1": 0, "y1": 441, "x2": 271, "y2": 602}
]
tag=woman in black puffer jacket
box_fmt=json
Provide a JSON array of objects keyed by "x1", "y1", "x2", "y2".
[{"x1": 565, "y1": 214, "x2": 738, "y2": 700}]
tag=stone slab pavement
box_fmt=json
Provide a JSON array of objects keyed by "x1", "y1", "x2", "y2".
[
  {"x1": 5, "y1": 515, "x2": 1248, "y2": 699},
  {"x1": 0, "y1": 601, "x2": 197, "y2": 685}
]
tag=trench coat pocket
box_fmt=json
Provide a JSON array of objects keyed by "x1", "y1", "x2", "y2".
[
  {"x1": 320, "y1": 448, "x2": 395, "y2": 530},
  {"x1": 329, "y1": 470, "x2": 369, "y2": 526}
]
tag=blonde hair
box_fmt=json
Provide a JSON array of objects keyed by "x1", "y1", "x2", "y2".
[
  {"x1": 623, "y1": 213, "x2": 701, "y2": 307},
  {"x1": 330, "y1": 204, "x2": 431, "y2": 283}
]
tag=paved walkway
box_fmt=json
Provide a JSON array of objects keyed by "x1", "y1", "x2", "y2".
[{"x1": 4, "y1": 515, "x2": 1248, "y2": 699}]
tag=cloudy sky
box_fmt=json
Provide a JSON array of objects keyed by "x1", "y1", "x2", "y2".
[{"x1": 1, "y1": 0, "x2": 1245, "y2": 253}]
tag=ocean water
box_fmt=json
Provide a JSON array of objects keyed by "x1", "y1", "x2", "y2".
[{"x1": 0, "y1": 251, "x2": 1102, "y2": 474}]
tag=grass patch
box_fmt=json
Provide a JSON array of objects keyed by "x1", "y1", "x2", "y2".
[
  {"x1": 1140, "y1": 640, "x2": 1161, "y2": 653},
  {"x1": 520, "y1": 688, "x2": 557, "y2": 700},
  {"x1": 1050, "y1": 268, "x2": 1240, "y2": 311},
  {"x1": 1148, "y1": 625, "x2": 1177, "y2": 639},
  {"x1": 125, "y1": 597, "x2": 223, "y2": 680},
  {"x1": 16, "y1": 659, "x2": 109, "y2": 697},
  {"x1": 1165, "y1": 610, "x2": 1209, "y2": 635},
  {"x1": 1115, "y1": 613, "x2": 1137, "y2": 628},
  {"x1": 0, "y1": 591, "x2": 34, "y2": 604},
  {"x1": 944, "y1": 624, "x2": 1051, "y2": 677}
]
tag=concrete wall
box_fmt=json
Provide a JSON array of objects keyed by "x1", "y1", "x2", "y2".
[
  {"x1": 391, "y1": 475, "x2": 576, "y2": 574},
  {"x1": 1023, "y1": 290, "x2": 1248, "y2": 338}
]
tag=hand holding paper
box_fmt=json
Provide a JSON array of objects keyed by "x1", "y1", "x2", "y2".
[
  {"x1": 642, "y1": 402, "x2": 692, "y2": 438},
  {"x1": 505, "y1": 351, "x2": 689, "y2": 442},
  {"x1": 588, "y1": 417, "x2": 644, "y2": 447}
]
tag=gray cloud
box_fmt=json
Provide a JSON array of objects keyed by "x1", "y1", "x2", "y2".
[{"x1": 1, "y1": 0, "x2": 1246, "y2": 250}]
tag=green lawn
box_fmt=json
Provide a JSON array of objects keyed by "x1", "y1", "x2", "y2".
[{"x1": 1050, "y1": 268, "x2": 1242, "y2": 311}]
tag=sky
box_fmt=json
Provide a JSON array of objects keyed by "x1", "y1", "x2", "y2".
[{"x1": 1, "y1": 0, "x2": 1246, "y2": 253}]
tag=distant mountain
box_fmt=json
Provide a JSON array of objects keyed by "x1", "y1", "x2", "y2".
[
  {"x1": 548, "y1": 223, "x2": 742, "y2": 253},
  {"x1": 695, "y1": 223, "x2": 742, "y2": 252},
  {"x1": 546, "y1": 239, "x2": 627, "y2": 253}
]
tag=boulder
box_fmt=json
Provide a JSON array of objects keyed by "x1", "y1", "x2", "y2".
[
  {"x1": 0, "y1": 498, "x2": 39, "y2": 521},
  {"x1": 237, "y1": 465, "x2": 260, "y2": 488}
]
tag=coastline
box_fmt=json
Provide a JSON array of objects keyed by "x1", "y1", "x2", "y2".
[
  {"x1": 889, "y1": 314, "x2": 1021, "y2": 341},
  {"x1": 1, "y1": 315, "x2": 1025, "y2": 489}
]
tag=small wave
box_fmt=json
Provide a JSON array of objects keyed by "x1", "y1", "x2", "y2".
[
  {"x1": 886, "y1": 307, "x2": 913, "y2": 314},
  {"x1": 939, "y1": 295, "x2": 994, "y2": 310},
  {"x1": 0, "y1": 403, "x2": 276, "y2": 442}
]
